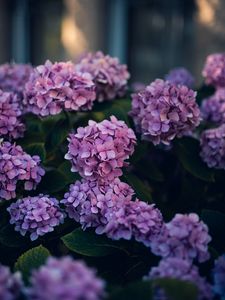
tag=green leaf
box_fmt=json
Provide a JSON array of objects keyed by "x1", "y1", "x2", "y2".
[
  {"x1": 45, "y1": 117, "x2": 70, "y2": 152},
  {"x1": 92, "y1": 98, "x2": 131, "y2": 125},
  {"x1": 123, "y1": 172, "x2": 152, "y2": 203},
  {"x1": 24, "y1": 143, "x2": 46, "y2": 161},
  {"x1": 15, "y1": 245, "x2": 50, "y2": 282},
  {"x1": 0, "y1": 224, "x2": 29, "y2": 248},
  {"x1": 174, "y1": 137, "x2": 215, "y2": 182},
  {"x1": 24, "y1": 114, "x2": 42, "y2": 133},
  {"x1": 42, "y1": 114, "x2": 63, "y2": 137},
  {"x1": 37, "y1": 169, "x2": 68, "y2": 193},
  {"x1": 109, "y1": 281, "x2": 153, "y2": 300},
  {"x1": 58, "y1": 161, "x2": 81, "y2": 183},
  {"x1": 153, "y1": 278, "x2": 198, "y2": 300},
  {"x1": 62, "y1": 228, "x2": 125, "y2": 257}
]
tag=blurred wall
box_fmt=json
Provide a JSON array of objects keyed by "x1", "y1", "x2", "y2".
[{"x1": 0, "y1": 0, "x2": 225, "y2": 85}]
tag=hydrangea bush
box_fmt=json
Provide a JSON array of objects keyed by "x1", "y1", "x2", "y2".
[{"x1": 0, "y1": 52, "x2": 224, "y2": 300}]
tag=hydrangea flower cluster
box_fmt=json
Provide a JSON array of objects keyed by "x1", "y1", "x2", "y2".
[
  {"x1": 201, "y1": 88, "x2": 225, "y2": 125},
  {"x1": 0, "y1": 141, "x2": 45, "y2": 200},
  {"x1": 200, "y1": 124, "x2": 225, "y2": 169},
  {"x1": 0, "y1": 63, "x2": 33, "y2": 99},
  {"x1": 146, "y1": 258, "x2": 212, "y2": 300},
  {"x1": 202, "y1": 53, "x2": 225, "y2": 87},
  {"x1": 103, "y1": 197, "x2": 163, "y2": 245},
  {"x1": 7, "y1": 195, "x2": 65, "y2": 241},
  {"x1": 0, "y1": 90, "x2": 25, "y2": 139},
  {"x1": 165, "y1": 67, "x2": 195, "y2": 88},
  {"x1": 63, "y1": 115, "x2": 164, "y2": 244},
  {"x1": 23, "y1": 60, "x2": 96, "y2": 116},
  {"x1": 150, "y1": 213, "x2": 211, "y2": 262},
  {"x1": 62, "y1": 178, "x2": 163, "y2": 243},
  {"x1": 75, "y1": 51, "x2": 130, "y2": 102},
  {"x1": 0, "y1": 264, "x2": 22, "y2": 300},
  {"x1": 62, "y1": 178, "x2": 134, "y2": 230},
  {"x1": 28, "y1": 256, "x2": 105, "y2": 300},
  {"x1": 65, "y1": 116, "x2": 136, "y2": 182},
  {"x1": 213, "y1": 255, "x2": 225, "y2": 299},
  {"x1": 130, "y1": 79, "x2": 201, "y2": 145}
]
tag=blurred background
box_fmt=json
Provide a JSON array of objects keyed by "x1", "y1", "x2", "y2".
[{"x1": 0, "y1": 0, "x2": 224, "y2": 84}]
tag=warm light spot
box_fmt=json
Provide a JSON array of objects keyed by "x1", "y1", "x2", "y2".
[
  {"x1": 196, "y1": 0, "x2": 218, "y2": 26},
  {"x1": 61, "y1": 0, "x2": 88, "y2": 58}
]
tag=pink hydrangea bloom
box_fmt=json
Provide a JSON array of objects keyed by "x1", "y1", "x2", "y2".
[
  {"x1": 62, "y1": 178, "x2": 163, "y2": 244},
  {"x1": 130, "y1": 79, "x2": 200, "y2": 145},
  {"x1": 146, "y1": 258, "x2": 213, "y2": 300},
  {"x1": 75, "y1": 51, "x2": 130, "y2": 102},
  {"x1": 0, "y1": 141, "x2": 45, "y2": 200},
  {"x1": 8, "y1": 195, "x2": 65, "y2": 241},
  {"x1": 201, "y1": 88, "x2": 225, "y2": 125},
  {"x1": 23, "y1": 60, "x2": 96, "y2": 116},
  {"x1": 0, "y1": 264, "x2": 23, "y2": 300},
  {"x1": 165, "y1": 67, "x2": 194, "y2": 88},
  {"x1": 202, "y1": 53, "x2": 225, "y2": 87},
  {"x1": 150, "y1": 213, "x2": 211, "y2": 263},
  {"x1": 65, "y1": 116, "x2": 136, "y2": 182},
  {"x1": 28, "y1": 256, "x2": 105, "y2": 300},
  {"x1": 0, "y1": 90, "x2": 25, "y2": 139},
  {"x1": 0, "y1": 63, "x2": 33, "y2": 99},
  {"x1": 200, "y1": 124, "x2": 225, "y2": 169}
]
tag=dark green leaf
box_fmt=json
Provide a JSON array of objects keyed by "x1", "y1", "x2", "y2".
[
  {"x1": 37, "y1": 169, "x2": 68, "y2": 193},
  {"x1": 123, "y1": 172, "x2": 152, "y2": 203},
  {"x1": 109, "y1": 281, "x2": 153, "y2": 300},
  {"x1": 15, "y1": 245, "x2": 50, "y2": 282},
  {"x1": 174, "y1": 137, "x2": 215, "y2": 182},
  {"x1": 58, "y1": 161, "x2": 81, "y2": 183},
  {"x1": 153, "y1": 278, "x2": 198, "y2": 300},
  {"x1": 17, "y1": 133, "x2": 44, "y2": 148},
  {"x1": 61, "y1": 228, "x2": 126, "y2": 257},
  {"x1": 24, "y1": 114, "x2": 42, "y2": 133},
  {"x1": 45, "y1": 117, "x2": 70, "y2": 152},
  {"x1": 0, "y1": 224, "x2": 29, "y2": 248},
  {"x1": 92, "y1": 98, "x2": 131, "y2": 125},
  {"x1": 24, "y1": 143, "x2": 46, "y2": 161},
  {"x1": 42, "y1": 114, "x2": 63, "y2": 137}
]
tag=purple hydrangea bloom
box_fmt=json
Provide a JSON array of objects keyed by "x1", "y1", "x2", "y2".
[
  {"x1": 0, "y1": 141, "x2": 45, "y2": 200},
  {"x1": 150, "y1": 213, "x2": 211, "y2": 263},
  {"x1": 202, "y1": 53, "x2": 225, "y2": 87},
  {"x1": 23, "y1": 60, "x2": 96, "y2": 116},
  {"x1": 165, "y1": 67, "x2": 195, "y2": 88},
  {"x1": 62, "y1": 178, "x2": 163, "y2": 244},
  {"x1": 65, "y1": 116, "x2": 136, "y2": 182},
  {"x1": 130, "y1": 79, "x2": 200, "y2": 145},
  {"x1": 28, "y1": 256, "x2": 105, "y2": 300},
  {"x1": 0, "y1": 63, "x2": 33, "y2": 99},
  {"x1": 0, "y1": 264, "x2": 23, "y2": 300},
  {"x1": 0, "y1": 90, "x2": 25, "y2": 139},
  {"x1": 103, "y1": 197, "x2": 163, "y2": 244},
  {"x1": 201, "y1": 88, "x2": 225, "y2": 125},
  {"x1": 7, "y1": 194, "x2": 65, "y2": 241},
  {"x1": 200, "y1": 124, "x2": 225, "y2": 169},
  {"x1": 75, "y1": 51, "x2": 130, "y2": 102},
  {"x1": 146, "y1": 257, "x2": 213, "y2": 300},
  {"x1": 62, "y1": 178, "x2": 134, "y2": 230},
  {"x1": 213, "y1": 255, "x2": 225, "y2": 299}
]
